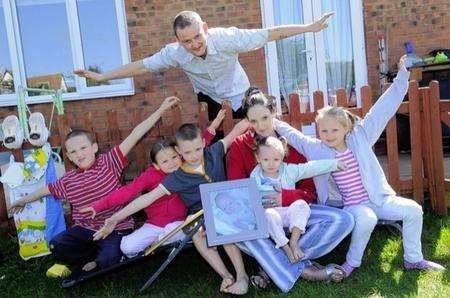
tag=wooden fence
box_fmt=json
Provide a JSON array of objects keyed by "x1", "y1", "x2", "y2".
[{"x1": 0, "y1": 80, "x2": 447, "y2": 225}]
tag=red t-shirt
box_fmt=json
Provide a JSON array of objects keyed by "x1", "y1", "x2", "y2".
[
  {"x1": 48, "y1": 146, "x2": 134, "y2": 231},
  {"x1": 227, "y1": 130, "x2": 317, "y2": 205}
]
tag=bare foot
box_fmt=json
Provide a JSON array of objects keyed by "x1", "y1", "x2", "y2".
[
  {"x1": 82, "y1": 261, "x2": 97, "y2": 272},
  {"x1": 220, "y1": 276, "x2": 234, "y2": 292},
  {"x1": 289, "y1": 241, "x2": 305, "y2": 262},
  {"x1": 223, "y1": 276, "x2": 249, "y2": 295},
  {"x1": 282, "y1": 244, "x2": 297, "y2": 264}
]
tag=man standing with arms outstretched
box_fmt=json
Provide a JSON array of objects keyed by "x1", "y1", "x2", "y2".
[{"x1": 75, "y1": 10, "x2": 332, "y2": 120}]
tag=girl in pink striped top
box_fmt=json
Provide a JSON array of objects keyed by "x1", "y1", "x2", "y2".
[{"x1": 275, "y1": 55, "x2": 445, "y2": 277}]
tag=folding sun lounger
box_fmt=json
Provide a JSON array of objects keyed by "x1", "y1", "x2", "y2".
[{"x1": 61, "y1": 210, "x2": 204, "y2": 294}]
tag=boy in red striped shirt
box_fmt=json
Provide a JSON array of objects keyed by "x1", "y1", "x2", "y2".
[{"x1": 9, "y1": 96, "x2": 180, "y2": 272}]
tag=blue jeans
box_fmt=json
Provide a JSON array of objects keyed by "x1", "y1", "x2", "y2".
[
  {"x1": 240, "y1": 204, "x2": 354, "y2": 292},
  {"x1": 50, "y1": 225, "x2": 130, "y2": 269}
]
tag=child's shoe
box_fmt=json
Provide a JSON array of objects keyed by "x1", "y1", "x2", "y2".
[
  {"x1": 46, "y1": 264, "x2": 71, "y2": 278},
  {"x1": 28, "y1": 112, "x2": 49, "y2": 147},
  {"x1": 341, "y1": 261, "x2": 355, "y2": 277},
  {"x1": 2, "y1": 115, "x2": 24, "y2": 149},
  {"x1": 404, "y1": 260, "x2": 445, "y2": 271}
]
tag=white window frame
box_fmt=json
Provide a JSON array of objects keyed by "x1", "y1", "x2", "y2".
[
  {"x1": 0, "y1": 0, "x2": 134, "y2": 107},
  {"x1": 260, "y1": 0, "x2": 368, "y2": 109}
]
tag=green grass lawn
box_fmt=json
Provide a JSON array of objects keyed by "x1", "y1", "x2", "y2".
[{"x1": 0, "y1": 208, "x2": 448, "y2": 297}]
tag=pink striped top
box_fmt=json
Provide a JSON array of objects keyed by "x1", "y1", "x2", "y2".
[
  {"x1": 48, "y1": 146, "x2": 134, "y2": 231},
  {"x1": 331, "y1": 149, "x2": 369, "y2": 206}
]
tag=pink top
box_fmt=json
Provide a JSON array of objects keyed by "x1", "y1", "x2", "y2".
[
  {"x1": 48, "y1": 146, "x2": 134, "y2": 231},
  {"x1": 91, "y1": 129, "x2": 215, "y2": 227},
  {"x1": 331, "y1": 149, "x2": 369, "y2": 206},
  {"x1": 92, "y1": 166, "x2": 187, "y2": 227}
]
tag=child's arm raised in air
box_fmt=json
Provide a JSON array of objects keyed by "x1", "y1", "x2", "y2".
[
  {"x1": 93, "y1": 184, "x2": 166, "y2": 240},
  {"x1": 358, "y1": 55, "x2": 410, "y2": 146},
  {"x1": 9, "y1": 186, "x2": 50, "y2": 214},
  {"x1": 287, "y1": 160, "x2": 346, "y2": 182},
  {"x1": 221, "y1": 119, "x2": 249, "y2": 151},
  {"x1": 119, "y1": 96, "x2": 180, "y2": 156},
  {"x1": 203, "y1": 109, "x2": 226, "y2": 145}
]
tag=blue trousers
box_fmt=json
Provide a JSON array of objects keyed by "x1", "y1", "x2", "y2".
[
  {"x1": 50, "y1": 225, "x2": 130, "y2": 269},
  {"x1": 240, "y1": 204, "x2": 354, "y2": 292}
]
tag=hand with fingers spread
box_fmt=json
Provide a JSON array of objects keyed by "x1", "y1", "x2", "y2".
[
  {"x1": 93, "y1": 217, "x2": 118, "y2": 241},
  {"x1": 80, "y1": 206, "x2": 97, "y2": 219}
]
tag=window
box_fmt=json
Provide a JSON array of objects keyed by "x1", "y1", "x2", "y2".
[
  {"x1": 0, "y1": 0, "x2": 133, "y2": 106},
  {"x1": 261, "y1": 0, "x2": 367, "y2": 115}
]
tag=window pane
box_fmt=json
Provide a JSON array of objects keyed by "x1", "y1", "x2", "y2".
[
  {"x1": 321, "y1": 0, "x2": 356, "y2": 106},
  {"x1": 16, "y1": 0, "x2": 76, "y2": 96},
  {"x1": 0, "y1": 3, "x2": 15, "y2": 95},
  {"x1": 77, "y1": 0, "x2": 124, "y2": 87},
  {"x1": 273, "y1": 0, "x2": 310, "y2": 113}
]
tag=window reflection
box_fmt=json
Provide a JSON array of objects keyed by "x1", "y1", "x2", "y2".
[
  {"x1": 0, "y1": 3, "x2": 15, "y2": 95},
  {"x1": 16, "y1": 0, "x2": 76, "y2": 95},
  {"x1": 77, "y1": 0, "x2": 124, "y2": 87}
]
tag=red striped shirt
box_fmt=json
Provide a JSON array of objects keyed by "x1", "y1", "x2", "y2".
[
  {"x1": 331, "y1": 149, "x2": 369, "y2": 206},
  {"x1": 48, "y1": 146, "x2": 134, "y2": 231}
]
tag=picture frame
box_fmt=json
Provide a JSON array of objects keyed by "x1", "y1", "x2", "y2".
[{"x1": 199, "y1": 178, "x2": 268, "y2": 246}]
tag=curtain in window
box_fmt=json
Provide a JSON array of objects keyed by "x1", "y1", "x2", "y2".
[
  {"x1": 322, "y1": 0, "x2": 355, "y2": 104},
  {"x1": 273, "y1": 0, "x2": 309, "y2": 104}
]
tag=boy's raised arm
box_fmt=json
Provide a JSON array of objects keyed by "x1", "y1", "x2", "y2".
[
  {"x1": 221, "y1": 119, "x2": 249, "y2": 151},
  {"x1": 119, "y1": 96, "x2": 180, "y2": 156},
  {"x1": 9, "y1": 186, "x2": 50, "y2": 214},
  {"x1": 93, "y1": 184, "x2": 166, "y2": 240}
]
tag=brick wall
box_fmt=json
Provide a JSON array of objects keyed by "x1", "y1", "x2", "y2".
[{"x1": 363, "y1": 0, "x2": 450, "y2": 93}]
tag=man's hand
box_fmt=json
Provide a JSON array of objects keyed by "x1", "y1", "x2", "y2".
[
  {"x1": 308, "y1": 12, "x2": 334, "y2": 32},
  {"x1": 74, "y1": 69, "x2": 104, "y2": 82}
]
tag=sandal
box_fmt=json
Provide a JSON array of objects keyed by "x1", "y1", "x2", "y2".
[
  {"x1": 250, "y1": 269, "x2": 271, "y2": 289},
  {"x1": 28, "y1": 112, "x2": 49, "y2": 147},
  {"x1": 301, "y1": 263, "x2": 344, "y2": 283},
  {"x1": 2, "y1": 115, "x2": 24, "y2": 149}
]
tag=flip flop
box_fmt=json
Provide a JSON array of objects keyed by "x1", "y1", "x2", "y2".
[
  {"x1": 2, "y1": 115, "x2": 24, "y2": 149},
  {"x1": 250, "y1": 269, "x2": 271, "y2": 289},
  {"x1": 28, "y1": 112, "x2": 49, "y2": 147}
]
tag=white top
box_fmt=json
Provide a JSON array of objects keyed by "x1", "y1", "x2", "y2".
[{"x1": 143, "y1": 27, "x2": 269, "y2": 110}]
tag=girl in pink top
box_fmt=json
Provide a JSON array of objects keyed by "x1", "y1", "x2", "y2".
[{"x1": 81, "y1": 111, "x2": 224, "y2": 257}]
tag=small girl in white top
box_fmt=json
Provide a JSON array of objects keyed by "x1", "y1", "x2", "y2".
[{"x1": 250, "y1": 136, "x2": 346, "y2": 263}]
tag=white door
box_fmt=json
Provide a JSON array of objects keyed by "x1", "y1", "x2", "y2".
[{"x1": 261, "y1": 0, "x2": 368, "y2": 134}]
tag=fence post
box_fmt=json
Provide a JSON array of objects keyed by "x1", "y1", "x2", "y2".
[
  {"x1": 408, "y1": 81, "x2": 424, "y2": 204},
  {"x1": 420, "y1": 87, "x2": 436, "y2": 210},
  {"x1": 429, "y1": 81, "x2": 447, "y2": 215}
]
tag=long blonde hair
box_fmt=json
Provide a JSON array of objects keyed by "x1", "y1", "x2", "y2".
[{"x1": 316, "y1": 106, "x2": 359, "y2": 132}]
